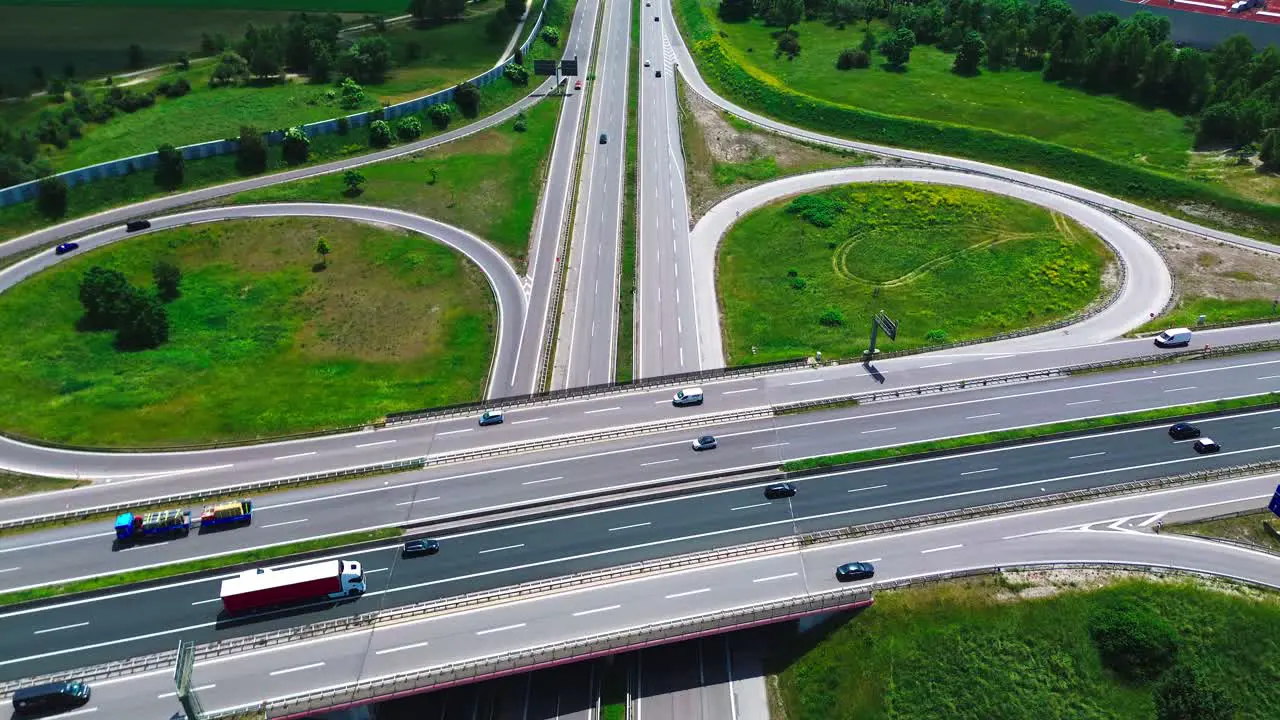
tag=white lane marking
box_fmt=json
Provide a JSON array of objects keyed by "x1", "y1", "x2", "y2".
[
  {"x1": 356, "y1": 440, "x2": 397, "y2": 448},
  {"x1": 731, "y1": 502, "x2": 770, "y2": 511},
  {"x1": 44, "y1": 708, "x2": 95, "y2": 718},
  {"x1": 665, "y1": 588, "x2": 711, "y2": 599},
  {"x1": 260, "y1": 519, "x2": 308, "y2": 529},
  {"x1": 513, "y1": 417, "x2": 549, "y2": 425},
  {"x1": 921, "y1": 544, "x2": 963, "y2": 554},
  {"x1": 965, "y1": 412, "x2": 1001, "y2": 419},
  {"x1": 753, "y1": 572, "x2": 798, "y2": 583},
  {"x1": 191, "y1": 598, "x2": 220, "y2": 606},
  {"x1": 1066, "y1": 399, "x2": 1100, "y2": 406},
  {"x1": 1138, "y1": 512, "x2": 1168, "y2": 527},
  {"x1": 364, "y1": 567, "x2": 390, "y2": 574},
  {"x1": 608, "y1": 522, "x2": 652, "y2": 532},
  {"x1": 437, "y1": 428, "x2": 473, "y2": 436},
  {"x1": 272, "y1": 451, "x2": 316, "y2": 461},
  {"x1": 34, "y1": 621, "x2": 90, "y2": 635},
  {"x1": 0, "y1": 567, "x2": 19, "y2": 574},
  {"x1": 118, "y1": 541, "x2": 171, "y2": 553},
  {"x1": 393, "y1": 497, "x2": 440, "y2": 507},
  {"x1": 476, "y1": 623, "x2": 526, "y2": 636},
  {"x1": 919, "y1": 362, "x2": 952, "y2": 368},
  {"x1": 522, "y1": 476, "x2": 563, "y2": 485},
  {"x1": 478, "y1": 544, "x2": 525, "y2": 554},
  {"x1": 270, "y1": 662, "x2": 325, "y2": 676},
  {"x1": 584, "y1": 406, "x2": 621, "y2": 414},
  {"x1": 654, "y1": 399, "x2": 669, "y2": 404},
  {"x1": 159, "y1": 684, "x2": 215, "y2": 699},
  {"x1": 960, "y1": 468, "x2": 999, "y2": 476},
  {"x1": 573, "y1": 604, "x2": 622, "y2": 617},
  {"x1": 722, "y1": 387, "x2": 757, "y2": 395},
  {"x1": 1164, "y1": 386, "x2": 1197, "y2": 393},
  {"x1": 0, "y1": 530, "x2": 137, "y2": 555},
  {"x1": 375, "y1": 640, "x2": 431, "y2": 656},
  {"x1": 788, "y1": 379, "x2": 823, "y2": 386},
  {"x1": 751, "y1": 442, "x2": 788, "y2": 450},
  {"x1": 860, "y1": 427, "x2": 896, "y2": 434},
  {"x1": 983, "y1": 354, "x2": 1015, "y2": 360},
  {"x1": 641, "y1": 458, "x2": 678, "y2": 466},
  {"x1": 848, "y1": 484, "x2": 887, "y2": 494},
  {"x1": 1069, "y1": 452, "x2": 1107, "y2": 460},
  {"x1": 1259, "y1": 375, "x2": 1280, "y2": 380}
]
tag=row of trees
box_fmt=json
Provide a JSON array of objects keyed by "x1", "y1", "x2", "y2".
[
  {"x1": 77, "y1": 263, "x2": 180, "y2": 351},
  {"x1": 724, "y1": 0, "x2": 1280, "y2": 152}
]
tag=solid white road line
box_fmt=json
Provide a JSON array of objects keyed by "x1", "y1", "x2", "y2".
[
  {"x1": 1259, "y1": 375, "x2": 1280, "y2": 380},
  {"x1": 356, "y1": 440, "x2": 397, "y2": 448},
  {"x1": 665, "y1": 588, "x2": 711, "y2": 599},
  {"x1": 921, "y1": 544, "x2": 963, "y2": 554},
  {"x1": 478, "y1": 544, "x2": 525, "y2": 554},
  {"x1": 960, "y1": 468, "x2": 999, "y2": 476},
  {"x1": 788, "y1": 379, "x2": 823, "y2": 386},
  {"x1": 260, "y1": 519, "x2": 308, "y2": 529},
  {"x1": 272, "y1": 452, "x2": 316, "y2": 461},
  {"x1": 847, "y1": 484, "x2": 887, "y2": 493},
  {"x1": 751, "y1": 442, "x2": 788, "y2": 450},
  {"x1": 965, "y1": 413, "x2": 1001, "y2": 420},
  {"x1": 437, "y1": 428, "x2": 472, "y2": 436},
  {"x1": 514, "y1": 417, "x2": 549, "y2": 425},
  {"x1": 159, "y1": 684, "x2": 215, "y2": 699},
  {"x1": 752, "y1": 572, "x2": 798, "y2": 583},
  {"x1": 364, "y1": 567, "x2": 390, "y2": 574},
  {"x1": 584, "y1": 406, "x2": 621, "y2": 414},
  {"x1": 270, "y1": 662, "x2": 325, "y2": 676},
  {"x1": 393, "y1": 497, "x2": 440, "y2": 507},
  {"x1": 523, "y1": 476, "x2": 563, "y2": 485},
  {"x1": 1069, "y1": 452, "x2": 1107, "y2": 460},
  {"x1": 608, "y1": 522, "x2": 652, "y2": 532},
  {"x1": 0, "y1": 567, "x2": 19, "y2": 573},
  {"x1": 983, "y1": 354, "x2": 1015, "y2": 360},
  {"x1": 34, "y1": 621, "x2": 89, "y2": 635},
  {"x1": 572, "y1": 604, "x2": 622, "y2": 617},
  {"x1": 860, "y1": 427, "x2": 896, "y2": 434},
  {"x1": 1066, "y1": 399, "x2": 1100, "y2": 406},
  {"x1": 476, "y1": 623, "x2": 526, "y2": 636},
  {"x1": 375, "y1": 640, "x2": 431, "y2": 655},
  {"x1": 731, "y1": 502, "x2": 770, "y2": 511},
  {"x1": 190, "y1": 598, "x2": 220, "y2": 606},
  {"x1": 641, "y1": 459, "x2": 678, "y2": 466},
  {"x1": 919, "y1": 362, "x2": 952, "y2": 369},
  {"x1": 1164, "y1": 387, "x2": 1197, "y2": 393},
  {"x1": 722, "y1": 388, "x2": 757, "y2": 395}
]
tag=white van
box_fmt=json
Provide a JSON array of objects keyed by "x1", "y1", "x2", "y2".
[
  {"x1": 1153, "y1": 328, "x2": 1192, "y2": 348},
  {"x1": 672, "y1": 387, "x2": 704, "y2": 406}
]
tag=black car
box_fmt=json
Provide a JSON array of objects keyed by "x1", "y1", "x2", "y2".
[
  {"x1": 12, "y1": 680, "x2": 91, "y2": 715},
  {"x1": 54, "y1": 242, "x2": 79, "y2": 255},
  {"x1": 125, "y1": 219, "x2": 152, "y2": 232},
  {"x1": 654, "y1": 15, "x2": 660, "y2": 20},
  {"x1": 1168, "y1": 422, "x2": 1201, "y2": 440},
  {"x1": 835, "y1": 562, "x2": 875, "y2": 582},
  {"x1": 655, "y1": 70, "x2": 662, "y2": 77},
  {"x1": 763, "y1": 483, "x2": 796, "y2": 500},
  {"x1": 1193, "y1": 437, "x2": 1220, "y2": 454},
  {"x1": 599, "y1": 133, "x2": 608, "y2": 144},
  {"x1": 402, "y1": 539, "x2": 440, "y2": 557}
]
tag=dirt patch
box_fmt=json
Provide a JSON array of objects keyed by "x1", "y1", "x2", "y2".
[
  {"x1": 678, "y1": 81, "x2": 887, "y2": 221},
  {"x1": 990, "y1": 567, "x2": 1275, "y2": 603},
  {"x1": 1132, "y1": 218, "x2": 1280, "y2": 303}
]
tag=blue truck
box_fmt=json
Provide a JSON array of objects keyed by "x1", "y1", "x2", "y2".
[
  {"x1": 114, "y1": 508, "x2": 191, "y2": 542},
  {"x1": 199, "y1": 499, "x2": 253, "y2": 528}
]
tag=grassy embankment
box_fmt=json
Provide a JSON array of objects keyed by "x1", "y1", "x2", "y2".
[
  {"x1": 0, "y1": 470, "x2": 86, "y2": 497},
  {"x1": 0, "y1": 217, "x2": 496, "y2": 446},
  {"x1": 1135, "y1": 296, "x2": 1280, "y2": 334},
  {"x1": 672, "y1": 0, "x2": 1280, "y2": 242},
  {"x1": 228, "y1": 95, "x2": 562, "y2": 270},
  {"x1": 0, "y1": 0, "x2": 576, "y2": 244},
  {"x1": 782, "y1": 393, "x2": 1280, "y2": 471},
  {"x1": 1168, "y1": 512, "x2": 1280, "y2": 552},
  {"x1": 719, "y1": 182, "x2": 1111, "y2": 364},
  {"x1": 0, "y1": 527, "x2": 403, "y2": 608},
  {"x1": 615, "y1": 0, "x2": 640, "y2": 382},
  {"x1": 771, "y1": 579, "x2": 1280, "y2": 719}
]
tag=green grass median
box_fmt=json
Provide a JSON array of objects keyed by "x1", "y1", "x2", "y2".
[
  {"x1": 782, "y1": 393, "x2": 1280, "y2": 472},
  {"x1": 0, "y1": 527, "x2": 403, "y2": 608}
]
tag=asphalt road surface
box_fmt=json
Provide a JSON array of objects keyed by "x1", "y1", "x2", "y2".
[
  {"x1": 4, "y1": 413, "x2": 1279, "y2": 680},
  {"x1": 31, "y1": 471, "x2": 1280, "y2": 717}
]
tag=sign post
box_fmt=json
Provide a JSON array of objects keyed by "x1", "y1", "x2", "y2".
[
  {"x1": 864, "y1": 310, "x2": 898, "y2": 358},
  {"x1": 174, "y1": 639, "x2": 205, "y2": 719}
]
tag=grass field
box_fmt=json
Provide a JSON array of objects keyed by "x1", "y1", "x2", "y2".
[
  {"x1": 1169, "y1": 511, "x2": 1280, "y2": 552},
  {"x1": 227, "y1": 96, "x2": 561, "y2": 271},
  {"x1": 718, "y1": 182, "x2": 1112, "y2": 363},
  {"x1": 1136, "y1": 296, "x2": 1280, "y2": 334},
  {"x1": 0, "y1": 470, "x2": 86, "y2": 498},
  {"x1": 0, "y1": 217, "x2": 495, "y2": 446},
  {"x1": 771, "y1": 578, "x2": 1280, "y2": 720}
]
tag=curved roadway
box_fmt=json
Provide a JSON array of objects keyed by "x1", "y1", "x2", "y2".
[
  {"x1": 0, "y1": 204, "x2": 528, "y2": 399},
  {"x1": 690, "y1": 167, "x2": 1174, "y2": 368}
]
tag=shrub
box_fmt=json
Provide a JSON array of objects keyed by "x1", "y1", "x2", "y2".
[
  {"x1": 428, "y1": 103, "x2": 453, "y2": 130},
  {"x1": 453, "y1": 81, "x2": 481, "y2": 118},
  {"x1": 1088, "y1": 603, "x2": 1179, "y2": 683},
  {"x1": 541, "y1": 27, "x2": 560, "y2": 46},
  {"x1": 513, "y1": 111, "x2": 528, "y2": 132},
  {"x1": 281, "y1": 126, "x2": 310, "y2": 165},
  {"x1": 37, "y1": 176, "x2": 68, "y2": 219},
  {"x1": 785, "y1": 194, "x2": 846, "y2": 228},
  {"x1": 395, "y1": 115, "x2": 423, "y2": 140},
  {"x1": 235, "y1": 125, "x2": 267, "y2": 175},
  {"x1": 154, "y1": 143, "x2": 184, "y2": 189},
  {"x1": 925, "y1": 329, "x2": 948, "y2": 342},
  {"x1": 153, "y1": 260, "x2": 181, "y2": 302},
  {"x1": 790, "y1": 277, "x2": 807, "y2": 290},
  {"x1": 818, "y1": 308, "x2": 845, "y2": 327},
  {"x1": 336, "y1": 116, "x2": 350, "y2": 135},
  {"x1": 1153, "y1": 664, "x2": 1236, "y2": 720},
  {"x1": 836, "y1": 49, "x2": 857, "y2": 70},
  {"x1": 368, "y1": 119, "x2": 393, "y2": 147},
  {"x1": 339, "y1": 77, "x2": 365, "y2": 110},
  {"x1": 849, "y1": 50, "x2": 870, "y2": 68},
  {"x1": 503, "y1": 62, "x2": 529, "y2": 87}
]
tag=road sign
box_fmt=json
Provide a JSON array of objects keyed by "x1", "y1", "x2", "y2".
[
  {"x1": 874, "y1": 311, "x2": 898, "y2": 341},
  {"x1": 533, "y1": 59, "x2": 558, "y2": 76},
  {"x1": 1269, "y1": 484, "x2": 1280, "y2": 518},
  {"x1": 561, "y1": 58, "x2": 579, "y2": 76},
  {"x1": 174, "y1": 639, "x2": 194, "y2": 695}
]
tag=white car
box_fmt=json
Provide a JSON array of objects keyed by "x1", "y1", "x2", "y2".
[{"x1": 692, "y1": 435, "x2": 717, "y2": 451}]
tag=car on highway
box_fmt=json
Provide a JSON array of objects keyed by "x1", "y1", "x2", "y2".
[
  {"x1": 835, "y1": 562, "x2": 875, "y2": 582},
  {"x1": 763, "y1": 483, "x2": 796, "y2": 499},
  {"x1": 1153, "y1": 327, "x2": 1192, "y2": 348},
  {"x1": 1168, "y1": 422, "x2": 1201, "y2": 440},
  {"x1": 479, "y1": 409, "x2": 504, "y2": 426},
  {"x1": 575, "y1": 79, "x2": 582, "y2": 90},
  {"x1": 12, "y1": 680, "x2": 91, "y2": 715},
  {"x1": 54, "y1": 242, "x2": 79, "y2": 255},
  {"x1": 654, "y1": 15, "x2": 660, "y2": 20},
  {"x1": 672, "y1": 387, "x2": 704, "y2": 406},
  {"x1": 692, "y1": 435, "x2": 717, "y2": 451},
  {"x1": 655, "y1": 70, "x2": 662, "y2": 77},
  {"x1": 125, "y1": 219, "x2": 151, "y2": 232},
  {"x1": 599, "y1": 133, "x2": 608, "y2": 144},
  {"x1": 1193, "y1": 437, "x2": 1220, "y2": 454},
  {"x1": 644, "y1": 60, "x2": 650, "y2": 67},
  {"x1": 402, "y1": 539, "x2": 440, "y2": 557}
]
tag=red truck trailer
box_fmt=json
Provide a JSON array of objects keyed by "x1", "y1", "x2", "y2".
[{"x1": 219, "y1": 559, "x2": 365, "y2": 614}]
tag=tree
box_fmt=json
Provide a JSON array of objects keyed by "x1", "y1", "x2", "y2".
[
  {"x1": 776, "y1": 31, "x2": 801, "y2": 59},
  {"x1": 308, "y1": 40, "x2": 333, "y2": 83},
  {"x1": 209, "y1": 51, "x2": 249, "y2": 86},
  {"x1": 1197, "y1": 102, "x2": 1241, "y2": 147},
  {"x1": 718, "y1": 0, "x2": 752, "y2": 22},
  {"x1": 127, "y1": 44, "x2": 145, "y2": 70},
  {"x1": 860, "y1": 29, "x2": 877, "y2": 53},
  {"x1": 1137, "y1": 40, "x2": 1176, "y2": 106},
  {"x1": 235, "y1": 125, "x2": 268, "y2": 174},
  {"x1": 1261, "y1": 129, "x2": 1280, "y2": 172},
  {"x1": 368, "y1": 119, "x2": 393, "y2": 147},
  {"x1": 818, "y1": 308, "x2": 845, "y2": 327},
  {"x1": 339, "y1": 77, "x2": 366, "y2": 109},
  {"x1": 454, "y1": 81, "x2": 481, "y2": 117},
  {"x1": 37, "y1": 176, "x2": 68, "y2": 219},
  {"x1": 153, "y1": 260, "x2": 182, "y2": 302},
  {"x1": 177, "y1": 53, "x2": 191, "y2": 71},
  {"x1": 542, "y1": 26, "x2": 561, "y2": 46},
  {"x1": 878, "y1": 26, "x2": 915, "y2": 68},
  {"x1": 116, "y1": 294, "x2": 169, "y2": 350},
  {"x1": 836, "y1": 48, "x2": 858, "y2": 70},
  {"x1": 342, "y1": 169, "x2": 366, "y2": 195},
  {"x1": 487, "y1": 10, "x2": 512, "y2": 41},
  {"x1": 409, "y1": 0, "x2": 468, "y2": 25},
  {"x1": 1166, "y1": 47, "x2": 1211, "y2": 114},
  {"x1": 1154, "y1": 664, "x2": 1236, "y2": 720},
  {"x1": 503, "y1": 61, "x2": 529, "y2": 86},
  {"x1": 428, "y1": 103, "x2": 453, "y2": 129},
  {"x1": 78, "y1": 267, "x2": 132, "y2": 330},
  {"x1": 953, "y1": 30, "x2": 985, "y2": 75},
  {"x1": 395, "y1": 115, "x2": 423, "y2": 140},
  {"x1": 769, "y1": 0, "x2": 804, "y2": 30},
  {"x1": 315, "y1": 238, "x2": 332, "y2": 268},
  {"x1": 339, "y1": 36, "x2": 392, "y2": 84},
  {"x1": 1088, "y1": 603, "x2": 1178, "y2": 683},
  {"x1": 281, "y1": 126, "x2": 310, "y2": 164},
  {"x1": 154, "y1": 143, "x2": 184, "y2": 189},
  {"x1": 504, "y1": 0, "x2": 525, "y2": 19}
]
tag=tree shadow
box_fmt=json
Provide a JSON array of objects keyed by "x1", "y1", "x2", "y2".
[
  {"x1": 879, "y1": 62, "x2": 908, "y2": 74},
  {"x1": 312, "y1": 262, "x2": 328, "y2": 273}
]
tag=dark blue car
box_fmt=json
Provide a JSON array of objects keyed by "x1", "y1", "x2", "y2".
[{"x1": 54, "y1": 242, "x2": 79, "y2": 255}]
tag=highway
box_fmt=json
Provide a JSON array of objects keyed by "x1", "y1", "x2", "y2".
[
  {"x1": 33, "y1": 471, "x2": 1280, "y2": 717},
  {"x1": 553, "y1": 0, "x2": 631, "y2": 389},
  {"x1": 636, "y1": 0, "x2": 700, "y2": 379},
  {"x1": 4, "y1": 405, "x2": 1280, "y2": 680}
]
